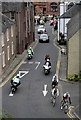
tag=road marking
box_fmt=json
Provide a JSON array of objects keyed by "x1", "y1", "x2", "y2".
[
  {"x1": 35, "y1": 62, "x2": 40, "y2": 70},
  {"x1": 19, "y1": 71, "x2": 29, "y2": 78},
  {"x1": 42, "y1": 84, "x2": 48, "y2": 96},
  {"x1": 23, "y1": 61, "x2": 27, "y2": 64},
  {"x1": 0, "y1": 60, "x2": 24, "y2": 88},
  {"x1": 0, "y1": 39, "x2": 38, "y2": 87},
  {"x1": 28, "y1": 62, "x2": 33, "y2": 64},
  {"x1": 67, "y1": 105, "x2": 75, "y2": 119},
  {"x1": 67, "y1": 113, "x2": 72, "y2": 119}
]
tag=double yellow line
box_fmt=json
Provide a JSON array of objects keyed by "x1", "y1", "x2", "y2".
[
  {"x1": 67, "y1": 106, "x2": 75, "y2": 119},
  {"x1": 0, "y1": 60, "x2": 24, "y2": 88},
  {"x1": 53, "y1": 31, "x2": 75, "y2": 119},
  {"x1": 0, "y1": 39, "x2": 38, "y2": 88}
]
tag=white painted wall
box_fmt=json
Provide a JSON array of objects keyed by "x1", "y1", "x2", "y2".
[
  {"x1": 0, "y1": 35, "x2": 2, "y2": 78},
  {"x1": 58, "y1": 2, "x2": 70, "y2": 41}
]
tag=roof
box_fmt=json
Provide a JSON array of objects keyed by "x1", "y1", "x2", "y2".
[
  {"x1": 0, "y1": 12, "x2": 15, "y2": 33},
  {"x1": 59, "y1": 3, "x2": 81, "y2": 19},
  {"x1": 2, "y1": 2, "x2": 23, "y2": 13},
  {"x1": 67, "y1": 9, "x2": 81, "y2": 39}
]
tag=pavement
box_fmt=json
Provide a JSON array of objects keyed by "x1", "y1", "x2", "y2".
[
  {"x1": 52, "y1": 29, "x2": 81, "y2": 120},
  {"x1": 0, "y1": 39, "x2": 38, "y2": 84}
]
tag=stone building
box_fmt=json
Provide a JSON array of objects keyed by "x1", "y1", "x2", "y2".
[
  {"x1": 2, "y1": 2, "x2": 35, "y2": 54},
  {"x1": 67, "y1": 3, "x2": 81, "y2": 76},
  {"x1": 33, "y1": 2, "x2": 59, "y2": 16},
  {"x1": 0, "y1": 13, "x2": 16, "y2": 77},
  {"x1": 59, "y1": 2, "x2": 81, "y2": 76}
]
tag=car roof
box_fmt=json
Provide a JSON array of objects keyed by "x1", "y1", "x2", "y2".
[{"x1": 39, "y1": 25, "x2": 44, "y2": 28}]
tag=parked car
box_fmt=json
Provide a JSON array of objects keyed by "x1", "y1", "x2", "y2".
[
  {"x1": 39, "y1": 34, "x2": 49, "y2": 43},
  {"x1": 38, "y1": 26, "x2": 46, "y2": 34}
]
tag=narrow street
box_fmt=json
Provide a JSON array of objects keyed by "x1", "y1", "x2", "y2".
[
  {"x1": 0, "y1": 1, "x2": 81, "y2": 119},
  {"x1": 2, "y1": 22, "x2": 70, "y2": 118}
]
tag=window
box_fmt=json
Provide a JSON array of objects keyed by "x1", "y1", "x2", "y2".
[
  {"x1": 11, "y1": 26, "x2": 13, "y2": 37},
  {"x1": 2, "y1": 51, "x2": 5, "y2": 67},
  {"x1": 7, "y1": 29, "x2": 9, "y2": 41},
  {"x1": 11, "y1": 12, "x2": 15, "y2": 20},
  {"x1": 50, "y1": 2, "x2": 58, "y2": 12},
  {"x1": 7, "y1": 46, "x2": 10, "y2": 60},
  {"x1": 1, "y1": 33, "x2": 4, "y2": 47},
  {"x1": 12, "y1": 42, "x2": 14, "y2": 55}
]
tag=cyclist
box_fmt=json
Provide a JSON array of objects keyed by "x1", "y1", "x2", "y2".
[{"x1": 61, "y1": 92, "x2": 71, "y2": 109}]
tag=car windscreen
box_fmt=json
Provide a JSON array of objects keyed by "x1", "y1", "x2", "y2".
[{"x1": 41, "y1": 34, "x2": 48, "y2": 37}]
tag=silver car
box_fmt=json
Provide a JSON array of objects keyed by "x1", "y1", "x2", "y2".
[
  {"x1": 39, "y1": 34, "x2": 49, "y2": 43},
  {"x1": 38, "y1": 27, "x2": 46, "y2": 34}
]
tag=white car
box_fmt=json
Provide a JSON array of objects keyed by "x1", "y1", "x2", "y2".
[
  {"x1": 38, "y1": 27, "x2": 46, "y2": 34},
  {"x1": 38, "y1": 25, "x2": 44, "y2": 28},
  {"x1": 39, "y1": 34, "x2": 49, "y2": 43}
]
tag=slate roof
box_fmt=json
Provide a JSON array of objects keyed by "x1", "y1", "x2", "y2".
[
  {"x1": 0, "y1": 12, "x2": 15, "y2": 33},
  {"x1": 59, "y1": 2, "x2": 81, "y2": 39},
  {"x1": 2, "y1": 2, "x2": 23, "y2": 13},
  {"x1": 59, "y1": 3, "x2": 81, "y2": 19},
  {"x1": 67, "y1": 11, "x2": 81, "y2": 39}
]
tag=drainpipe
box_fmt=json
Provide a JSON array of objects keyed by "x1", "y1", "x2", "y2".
[
  {"x1": 18, "y1": 12, "x2": 21, "y2": 53},
  {"x1": 58, "y1": 18, "x2": 60, "y2": 41},
  {"x1": 26, "y1": 4, "x2": 27, "y2": 39}
]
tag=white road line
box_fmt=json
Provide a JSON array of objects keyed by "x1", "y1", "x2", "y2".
[
  {"x1": 23, "y1": 61, "x2": 27, "y2": 64},
  {"x1": 35, "y1": 62, "x2": 40, "y2": 70},
  {"x1": 19, "y1": 71, "x2": 29, "y2": 78},
  {"x1": 29, "y1": 62, "x2": 33, "y2": 64}
]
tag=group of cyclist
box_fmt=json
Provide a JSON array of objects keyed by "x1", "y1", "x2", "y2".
[
  {"x1": 11, "y1": 52, "x2": 71, "y2": 109},
  {"x1": 44, "y1": 55, "x2": 72, "y2": 108}
]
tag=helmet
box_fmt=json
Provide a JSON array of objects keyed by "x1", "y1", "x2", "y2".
[
  {"x1": 66, "y1": 92, "x2": 69, "y2": 95},
  {"x1": 16, "y1": 74, "x2": 19, "y2": 78},
  {"x1": 46, "y1": 59, "x2": 50, "y2": 62},
  {"x1": 30, "y1": 47, "x2": 32, "y2": 50},
  {"x1": 66, "y1": 92, "x2": 69, "y2": 97}
]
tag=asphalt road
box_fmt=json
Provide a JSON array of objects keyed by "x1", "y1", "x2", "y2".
[{"x1": 2, "y1": 22, "x2": 70, "y2": 118}]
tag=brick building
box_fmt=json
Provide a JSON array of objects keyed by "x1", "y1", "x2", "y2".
[
  {"x1": 0, "y1": 12, "x2": 16, "y2": 77},
  {"x1": 2, "y1": 2, "x2": 35, "y2": 54},
  {"x1": 33, "y1": 2, "x2": 59, "y2": 16},
  {"x1": 25, "y1": 2, "x2": 35, "y2": 48}
]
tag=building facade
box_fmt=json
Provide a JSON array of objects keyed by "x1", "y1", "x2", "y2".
[
  {"x1": 33, "y1": 2, "x2": 59, "y2": 16},
  {"x1": 2, "y1": 2, "x2": 35, "y2": 54},
  {"x1": 67, "y1": 4, "x2": 81, "y2": 76},
  {"x1": 58, "y1": 2, "x2": 75, "y2": 41},
  {"x1": 0, "y1": 13, "x2": 16, "y2": 77}
]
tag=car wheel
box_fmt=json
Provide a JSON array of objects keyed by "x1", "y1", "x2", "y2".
[
  {"x1": 39, "y1": 40, "x2": 40, "y2": 43},
  {"x1": 47, "y1": 39, "x2": 49, "y2": 43}
]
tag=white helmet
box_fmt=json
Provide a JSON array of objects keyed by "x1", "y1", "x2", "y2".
[
  {"x1": 16, "y1": 74, "x2": 19, "y2": 78},
  {"x1": 30, "y1": 47, "x2": 32, "y2": 50},
  {"x1": 47, "y1": 59, "x2": 50, "y2": 62}
]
